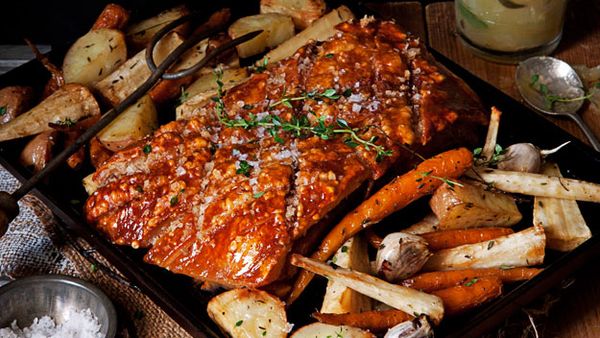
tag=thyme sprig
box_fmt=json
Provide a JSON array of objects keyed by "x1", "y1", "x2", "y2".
[
  {"x1": 530, "y1": 74, "x2": 600, "y2": 110},
  {"x1": 420, "y1": 170, "x2": 464, "y2": 189},
  {"x1": 211, "y1": 69, "x2": 393, "y2": 162}
]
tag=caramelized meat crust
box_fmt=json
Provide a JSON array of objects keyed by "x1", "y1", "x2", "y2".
[{"x1": 85, "y1": 20, "x2": 487, "y2": 287}]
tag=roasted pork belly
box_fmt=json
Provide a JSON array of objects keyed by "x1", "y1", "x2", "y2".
[{"x1": 85, "y1": 19, "x2": 487, "y2": 287}]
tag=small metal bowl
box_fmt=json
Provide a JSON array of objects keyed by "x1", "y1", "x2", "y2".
[{"x1": 0, "y1": 275, "x2": 117, "y2": 337}]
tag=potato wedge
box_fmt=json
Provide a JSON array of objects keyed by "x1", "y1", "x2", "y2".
[
  {"x1": 94, "y1": 31, "x2": 183, "y2": 106},
  {"x1": 430, "y1": 181, "x2": 522, "y2": 229},
  {"x1": 97, "y1": 95, "x2": 157, "y2": 151},
  {"x1": 260, "y1": 0, "x2": 326, "y2": 29},
  {"x1": 290, "y1": 323, "x2": 375, "y2": 338},
  {"x1": 0, "y1": 86, "x2": 34, "y2": 125},
  {"x1": 0, "y1": 84, "x2": 100, "y2": 142},
  {"x1": 264, "y1": 6, "x2": 354, "y2": 65},
  {"x1": 424, "y1": 226, "x2": 546, "y2": 271},
  {"x1": 207, "y1": 288, "x2": 289, "y2": 338},
  {"x1": 63, "y1": 28, "x2": 127, "y2": 86},
  {"x1": 176, "y1": 68, "x2": 250, "y2": 120},
  {"x1": 291, "y1": 254, "x2": 445, "y2": 325},
  {"x1": 321, "y1": 236, "x2": 372, "y2": 314},
  {"x1": 126, "y1": 5, "x2": 190, "y2": 51},
  {"x1": 471, "y1": 167, "x2": 600, "y2": 203},
  {"x1": 534, "y1": 162, "x2": 591, "y2": 251},
  {"x1": 228, "y1": 13, "x2": 294, "y2": 58}
]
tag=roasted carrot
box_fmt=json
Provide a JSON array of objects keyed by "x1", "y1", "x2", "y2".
[
  {"x1": 421, "y1": 228, "x2": 514, "y2": 251},
  {"x1": 288, "y1": 148, "x2": 473, "y2": 304},
  {"x1": 431, "y1": 277, "x2": 502, "y2": 315},
  {"x1": 313, "y1": 309, "x2": 413, "y2": 332},
  {"x1": 91, "y1": 3, "x2": 130, "y2": 31},
  {"x1": 402, "y1": 267, "x2": 541, "y2": 292}
]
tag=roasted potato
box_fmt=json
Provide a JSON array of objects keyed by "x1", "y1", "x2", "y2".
[
  {"x1": 82, "y1": 173, "x2": 98, "y2": 195},
  {"x1": 264, "y1": 6, "x2": 354, "y2": 65},
  {"x1": 0, "y1": 84, "x2": 100, "y2": 142},
  {"x1": 207, "y1": 288, "x2": 289, "y2": 338},
  {"x1": 63, "y1": 28, "x2": 127, "y2": 86},
  {"x1": 97, "y1": 95, "x2": 157, "y2": 151},
  {"x1": 126, "y1": 5, "x2": 190, "y2": 51},
  {"x1": 260, "y1": 0, "x2": 326, "y2": 29},
  {"x1": 0, "y1": 86, "x2": 35, "y2": 125},
  {"x1": 176, "y1": 67, "x2": 250, "y2": 120},
  {"x1": 321, "y1": 236, "x2": 372, "y2": 314},
  {"x1": 94, "y1": 31, "x2": 184, "y2": 106},
  {"x1": 228, "y1": 13, "x2": 295, "y2": 58},
  {"x1": 19, "y1": 131, "x2": 57, "y2": 172},
  {"x1": 430, "y1": 181, "x2": 522, "y2": 230},
  {"x1": 290, "y1": 323, "x2": 375, "y2": 338}
]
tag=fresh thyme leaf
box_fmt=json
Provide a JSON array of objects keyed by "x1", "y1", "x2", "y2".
[
  {"x1": 325, "y1": 53, "x2": 334, "y2": 58},
  {"x1": 464, "y1": 277, "x2": 479, "y2": 287},
  {"x1": 55, "y1": 118, "x2": 76, "y2": 127},
  {"x1": 250, "y1": 58, "x2": 269, "y2": 73},
  {"x1": 236, "y1": 160, "x2": 252, "y2": 177},
  {"x1": 177, "y1": 87, "x2": 189, "y2": 105},
  {"x1": 253, "y1": 191, "x2": 265, "y2": 199},
  {"x1": 336, "y1": 118, "x2": 349, "y2": 128},
  {"x1": 143, "y1": 144, "x2": 152, "y2": 154},
  {"x1": 0, "y1": 106, "x2": 6, "y2": 116},
  {"x1": 170, "y1": 195, "x2": 179, "y2": 206},
  {"x1": 530, "y1": 74, "x2": 598, "y2": 110},
  {"x1": 242, "y1": 104, "x2": 254, "y2": 110},
  {"x1": 530, "y1": 74, "x2": 540, "y2": 86},
  {"x1": 341, "y1": 245, "x2": 348, "y2": 253},
  {"x1": 343, "y1": 88, "x2": 352, "y2": 97},
  {"x1": 473, "y1": 147, "x2": 482, "y2": 156},
  {"x1": 487, "y1": 240, "x2": 495, "y2": 250},
  {"x1": 235, "y1": 320, "x2": 243, "y2": 327}
]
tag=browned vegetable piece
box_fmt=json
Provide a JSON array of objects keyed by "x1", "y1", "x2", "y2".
[
  {"x1": 288, "y1": 148, "x2": 473, "y2": 304},
  {"x1": 25, "y1": 39, "x2": 64, "y2": 98},
  {"x1": 402, "y1": 267, "x2": 542, "y2": 292},
  {"x1": 126, "y1": 5, "x2": 190, "y2": 51},
  {"x1": 58, "y1": 115, "x2": 101, "y2": 169},
  {"x1": 430, "y1": 180, "x2": 522, "y2": 230},
  {"x1": 431, "y1": 277, "x2": 503, "y2": 315},
  {"x1": 313, "y1": 309, "x2": 413, "y2": 332},
  {"x1": 89, "y1": 137, "x2": 113, "y2": 169},
  {"x1": 420, "y1": 228, "x2": 515, "y2": 251},
  {"x1": 260, "y1": 0, "x2": 326, "y2": 29},
  {"x1": 0, "y1": 86, "x2": 34, "y2": 125},
  {"x1": 19, "y1": 131, "x2": 57, "y2": 172},
  {"x1": 91, "y1": 3, "x2": 130, "y2": 31}
]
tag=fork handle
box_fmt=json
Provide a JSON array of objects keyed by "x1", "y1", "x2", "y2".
[{"x1": 568, "y1": 113, "x2": 600, "y2": 152}]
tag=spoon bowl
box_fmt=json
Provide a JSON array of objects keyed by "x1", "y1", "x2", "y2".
[{"x1": 516, "y1": 56, "x2": 600, "y2": 151}]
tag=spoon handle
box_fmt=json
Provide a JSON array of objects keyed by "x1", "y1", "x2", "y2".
[{"x1": 568, "y1": 114, "x2": 600, "y2": 152}]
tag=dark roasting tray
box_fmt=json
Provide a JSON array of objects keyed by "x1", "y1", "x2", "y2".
[{"x1": 1, "y1": 1, "x2": 600, "y2": 337}]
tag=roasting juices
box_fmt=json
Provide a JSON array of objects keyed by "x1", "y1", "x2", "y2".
[{"x1": 455, "y1": 0, "x2": 568, "y2": 62}]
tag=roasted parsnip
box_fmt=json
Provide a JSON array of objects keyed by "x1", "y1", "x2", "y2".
[
  {"x1": 260, "y1": 0, "x2": 326, "y2": 29},
  {"x1": 471, "y1": 167, "x2": 600, "y2": 203},
  {"x1": 228, "y1": 13, "x2": 295, "y2": 58},
  {"x1": 0, "y1": 84, "x2": 100, "y2": 142},
  {"x1": 534, "y1": 162, "x2": 591, "y2": 251},
  {"x1": 291, "y1": 254, "x2": 445, "y2": 325},
  {"x1": 424, "y1": 226, "x2": 546, "y2": 271},
  {"x1": 263, "y1": 6, "x2": 354, "y2": 65},
  {"x1": 290, "y1": 323, "x2": 375, "y2": 338},
  {"x1": 126, "y1": 5, "x2": 190, "y2": 51},
  {"x1": 403, "y1": 213, "x2": 440, "y2": 235}
]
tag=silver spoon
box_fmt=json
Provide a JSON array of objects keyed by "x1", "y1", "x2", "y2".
[{"x1": 516, "y1": 56, "x2": 600, "y2": 152}]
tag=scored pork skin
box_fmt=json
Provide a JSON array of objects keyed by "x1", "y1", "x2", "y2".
[{"x1": 85, "y1": 19, "x2": 487, "y2": 287}]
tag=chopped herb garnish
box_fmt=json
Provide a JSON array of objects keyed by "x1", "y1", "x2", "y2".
[
  {"x1": 325, "y1": 53, "x2": 334, "y2": 58},
  {"x1": 177, "y1": 87, "x2": 189, "y2": 105},
  {"x1": 211, "y1": 69, "x2": 393, "y2": 161},
  {"x1": 420, "y1": 171, "x2": 463, "y2": 188},
  {"x1": 170, "y1": 195, "x2": 179, "y2": 206},
  {"x1": 487, "y1": 240, "x2": 495, "y2": 250},
  {"x1": 89, "y1": 263, "x2": 98, "y2": 273},
  {"x1": 530, "y1": 73, "x2": 600, "y2": 110},
  {"x1": 250, "y1": 58, "x2": 269, "y2": 73},
  {"x1": 0, "y1": 106, "x2": 6, "y2": 116},
  {"x1": 143, "y1": 144, "x2": 152, "y2": 154},
  {"x1": 236, "y1": 160, "x2": 252, "y2": 177},
  {"x1": 55, "y1": 118, "x2": 76, "y2": 127},
  {"x1": 253, "y1": 191, "x2": 265, "y2": 199},
  {"x1": 235, "y1": 320, "x2": 244, "y2": 327},
  {"x1": 242, "y1": 104, "x2": 254, "y2": 110},
  {"x1": 464, "y1": 277, "x2": 479, "y2": 287},
  {"x1": 341, "y1": 245, "x2": 348, "y2": 253}
]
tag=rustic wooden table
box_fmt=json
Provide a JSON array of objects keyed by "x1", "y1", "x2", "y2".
[{"x1": 367, "y1": 1, "x2": 600, "y2": 337}]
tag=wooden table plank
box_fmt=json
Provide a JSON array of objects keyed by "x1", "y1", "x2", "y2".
[{"x1": 425, "y1": 0, "x2": 600, "y2": 147}]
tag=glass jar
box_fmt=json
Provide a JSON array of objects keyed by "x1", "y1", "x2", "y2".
[{"x1": 455, "y1": 0, "x2": 569, "y2": 63}]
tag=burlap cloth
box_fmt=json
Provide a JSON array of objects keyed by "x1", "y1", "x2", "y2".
[{"x1": 0, "y1": 165, "x2": 192, "y2": 338}]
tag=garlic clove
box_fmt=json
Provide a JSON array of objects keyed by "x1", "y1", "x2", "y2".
[
  {"x1": 375, "y1": 232, "x2": 431, "y2": 283},
  {"x1": 497, "y1": 143, "x2": 541, "y2": 173},
  {"x1": 384, "y1": 315, "x2": 433, "y2": 338}
]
